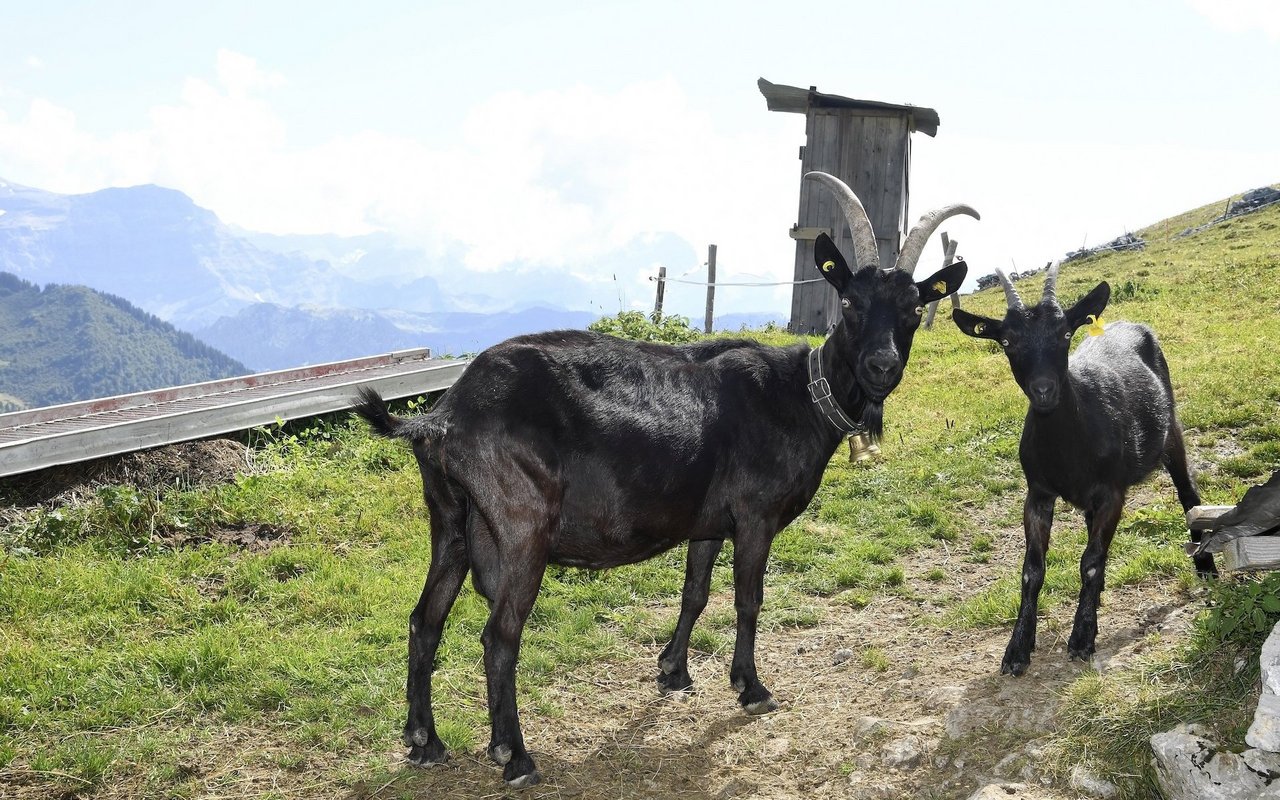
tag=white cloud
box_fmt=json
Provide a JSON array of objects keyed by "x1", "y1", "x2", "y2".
[
  {"x1": 0, "y1": 55, "x2": 803, "y2": 314},
  {"x1": 25, "y1": 56, "x2": 44, "y2": 70},
  {"x1": 1188, "y1": 0, "x2": 1280, "y2": 39},
  {"x1": 0, "y1": 56, "x2": 795, "y2": 283}
]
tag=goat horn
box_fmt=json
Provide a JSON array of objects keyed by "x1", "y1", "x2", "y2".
[
  {"x1": 804, "y1": 171, "x2": 880, "y2": 270},
  {"x1": 994, "y1": 268, "x2": 1024, "y2": 310},
  {"x1": 894, "y1": 204, "x2": 981, "y2": 275},
  {"x1": 1041, "y1": 261, "x2": 1061, "y2": 303}
]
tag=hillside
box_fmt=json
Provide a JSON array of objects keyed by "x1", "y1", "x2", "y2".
[
  {"x1": 0, "y1": 273, "x2": 247, "y2": 410},
  {"x1": 0, "y1": 189, "x2": 1277, "y2": 799}
]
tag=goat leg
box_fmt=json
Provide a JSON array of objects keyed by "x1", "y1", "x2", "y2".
[
  {"x1": 728, "y1": 528, "x2": 779, "y2": 713},
  {"x1": 1068, "y1": 494, "x2": 1123, "y2": 661},
  {"x1": 1161, "y1": 423, "x2": 1218, "y2": 577},
  {"x1": 658, "y1": 538, "x2": 723, "y2": 694},
  {"x1": 405, "y1": 526, "x2": 469, "y2": 766},
  {"x1": 1004, "y1": 490, "x2": 1055, "y2": 676},
  {"x1": 479, "y1": 539, "x2": 548, "y2": 788}
]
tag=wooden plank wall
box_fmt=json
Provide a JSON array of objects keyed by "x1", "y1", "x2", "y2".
[{"x1": 789, "y1": 110, "x2": 910, "y2": 334}]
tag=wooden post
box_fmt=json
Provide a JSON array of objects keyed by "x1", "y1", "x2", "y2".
[
  {"x1": 704, "y1": 244, "x2": 717, "y2": 334},
  {"x1": 654, "y1": 266, "x2": 667, "y2": 318},
  {"x1": 923, "y1": 233, "x2": 959, "y2": 329}
]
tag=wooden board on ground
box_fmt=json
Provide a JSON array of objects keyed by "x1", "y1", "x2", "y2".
[{"x1": 1186, "y1": 504, "x2": 1279, "y2": 573}]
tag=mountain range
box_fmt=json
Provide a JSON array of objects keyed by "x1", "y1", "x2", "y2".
[
  {"x1": 0, "y1": 178, "x2": 612, "y2": 372},
  {"x1": 0, "y1": 178, "x2": 787, "y2": 402}
]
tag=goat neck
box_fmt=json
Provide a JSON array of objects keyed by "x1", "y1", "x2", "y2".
[{"x1": 816, "y1": 323, "x2": 881, "y2": 440}]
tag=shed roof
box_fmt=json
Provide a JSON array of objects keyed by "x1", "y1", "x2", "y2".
[{"x1": 757, "y1": 78, "x2": 940, "y2": 137}]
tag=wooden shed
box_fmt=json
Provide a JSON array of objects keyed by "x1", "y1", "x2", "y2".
[{"x1": 758, "y1": 78, "x2": 941, "y2": 334}]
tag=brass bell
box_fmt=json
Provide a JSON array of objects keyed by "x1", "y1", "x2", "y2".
[{"x1": 848, "y1": 432, "x2": 881, "y2": 463}]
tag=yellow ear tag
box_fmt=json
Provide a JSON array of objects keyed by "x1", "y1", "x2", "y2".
[
  {"x1": 932, "y1": 280, "x2": 947, "y2": 294},
  {"x1": 821, "y1": 260, "x2": 836, "y2": 273},
  {"x1": 1087, "y1": 314, "x2": 1105, "y2": 337}
]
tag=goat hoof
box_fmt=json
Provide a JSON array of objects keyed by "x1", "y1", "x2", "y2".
[
  {"x1": 656, "y1": 669, "x2": 693, "y2": 695},
  {"x1": 505, "y1": 768, "x2": 541, "y2": 789},
  {"x1": 1194, "y1": 556, "x2": 1218, "y2": 579},
  {"x1": 488, "y1": 743, "x2": 512, "y2": 766},
  {"x1": 739, "y1": 685, "x2": 779, "y2": 714},
  {"x1": 406, "y1": 742, "x2": 448, "y2": 767},
  {"x1": 744, "y1": 697, "x2": 780, "y2": 715},
  {"x1": 1067, "y1": 647, "x2": 1094, "y2": 662},
  {"x1": 1001, "y1": 659, "x2": 1029, "y2": 677}
]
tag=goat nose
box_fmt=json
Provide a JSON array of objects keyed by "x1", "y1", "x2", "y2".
[
  {"x1": 867, "y1": 353, "x2": 898, "y2": 380},
  {"x1": 1029, "y1": 378, "x2": 1056, "y2": 402}
]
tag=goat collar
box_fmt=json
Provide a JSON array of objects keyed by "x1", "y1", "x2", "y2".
[{"x1": 807, "y1": 343, "x2": 864, "y2": 436}]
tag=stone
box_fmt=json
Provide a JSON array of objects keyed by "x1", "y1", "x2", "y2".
[
  {"x1": 965, "y1": 783, "x2": 1028, "y2": 800},
  {"x1": 852, "y1": 716, "x2": 889, "y2": 738},
  {"x1": 880, "y1": 734, "x2": 923, "y2": 768},
  {"x1": 833, "y1": 648, "x2": 855, "y2": 666},
  {"x1": 922, "y1": 685, "x2": 966, "y2": 710},
  {"x1": 992, "y1": 752, "x2": 1022, "y2": 777},
  {"x1": 1248, "y1": 622, "x2": 1280, "y2": 751},
  {"x1": 1069, "y1": 764, "x2": 1120, "y2": 798},
  {"x1": 1243, "y1": 748, "x2": 1280, "y2": 778},
  {"x1": 1151, "y1": 730, "x2": 1280, "y2": 800}
]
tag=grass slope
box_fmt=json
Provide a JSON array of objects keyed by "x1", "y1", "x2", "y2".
[{"x1": 1, "y1": 195, "x2": 1278, "y2": 798}]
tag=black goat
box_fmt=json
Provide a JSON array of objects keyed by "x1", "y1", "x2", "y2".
[
  {"x1": 354, "y1": 172, "x2": 975, "y2": 787},
  {"x1": 953, "y1": 266, "x2": 1214, "y2": 676}
]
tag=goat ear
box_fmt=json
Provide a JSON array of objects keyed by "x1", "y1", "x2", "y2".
[
  {"x1": 813, "y1": 233, "x2": 853, "y2": 293},
  {"x1": 1065, "y1": 281, "x2": 1111, "y2": 330},
  {"x1": 952, "y1": 308, "x2": 1003, "y2": 341},
  {"x1": 916, "y1": 260, "x2": 968, "y2": 304}
]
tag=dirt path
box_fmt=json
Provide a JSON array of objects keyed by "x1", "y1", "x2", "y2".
[{"x1": 384, "y1": 501, "x2": 1202, "y2": 800}]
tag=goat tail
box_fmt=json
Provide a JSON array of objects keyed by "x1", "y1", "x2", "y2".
[{"x1": 352, "y1": 386, "x2": 409, "y2": 439}]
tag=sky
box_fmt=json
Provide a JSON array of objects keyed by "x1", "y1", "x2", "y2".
[{"x1": 1, "y1": 0, "x2": 1278, "y2": 321}]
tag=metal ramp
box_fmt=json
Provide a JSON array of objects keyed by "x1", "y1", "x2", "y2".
[{"x1": 0, "y1": 348, "x2": 467, "y2": 478}]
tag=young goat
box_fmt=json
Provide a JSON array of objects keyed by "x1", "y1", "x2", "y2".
[
  {"x1": 953, "y1": 267, "x2": 1214, "y2": 676},
  {"x1": 354, "y1": 171, "x2": 976, "y2": 787}
]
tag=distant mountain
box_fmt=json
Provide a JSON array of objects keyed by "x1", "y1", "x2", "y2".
[
  {"x1": 196, "y1": 303, "x2": 597, "y2": 371},
  {"x1": 714, "y1": 312, "x2": 788, "y2": 332},
  {"x1": 0, "y1": 179, "x2": 341, "y2": 328},
  {"x1": 0, "y1": 177, "x2": 784, "y2": 382},
  {"x1": 0, "y1": 272, "x2": 247, "y2": 411},
  {"x1": 0, "y1": 177, "x2": 596, "y2": 329}
]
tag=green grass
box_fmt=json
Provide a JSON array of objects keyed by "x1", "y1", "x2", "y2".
[{"x1": 2, "y1": 196, "x2": 1279, "y2": 796}]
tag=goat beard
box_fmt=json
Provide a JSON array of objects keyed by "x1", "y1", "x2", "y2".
[{"x1": 860, "y1": 402, "x2": 884, "y2": 442}]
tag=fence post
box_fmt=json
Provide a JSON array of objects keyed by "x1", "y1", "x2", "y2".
[
  {"x1": 654, "y1": 266, "x2": 667, "y2": 318},
  {"x1": 923, "y1": 233, "x2": 959, "y2": 329},
  {"x1": 704, "y1": 244, "x2": 717, "y2": 334}
]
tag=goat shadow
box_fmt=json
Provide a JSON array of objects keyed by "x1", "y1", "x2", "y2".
[{"x1": 355, "y1": 690, "x2": 760, "y2": 799}]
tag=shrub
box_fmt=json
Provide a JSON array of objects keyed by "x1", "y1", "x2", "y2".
[{"x1": 588, "y1": 311, "x2": 701, "y2": 344}]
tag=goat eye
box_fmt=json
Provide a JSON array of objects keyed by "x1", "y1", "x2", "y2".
[
  {"x1": 1064, "y1": 331, "x2": 1072, "y2": 340},
  {"x1": 914, "y1": 306, "x2": 925, "y2": 316},
  {"x1": 1000, "y1": 339, "x2": 1010, "y2": 347},
  {"x1": 841, "y1": 298, "x2": 851, "y2": 309}
]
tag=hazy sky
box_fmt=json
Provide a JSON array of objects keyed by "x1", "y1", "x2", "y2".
[{"x1": 2, "y1": 0, "x2": 1278, "y2": 319}]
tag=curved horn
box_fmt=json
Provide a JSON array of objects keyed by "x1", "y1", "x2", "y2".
[
  {"x1": 994, "y1": 268, "x2": 1024, "y2": 311},
  {"x1": 1041, "y1": 261, "x2": 1061, "y2": 304},
  {"x1": 804, "y1": 171, "x2": 880, "y2": 270},
  {"x1": 894, "y1": 204, "x2": 981, "y2": 275}
]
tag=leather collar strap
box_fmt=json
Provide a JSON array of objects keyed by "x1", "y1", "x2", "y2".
[{"x1": 807, "y1": 343, "x2": 864, "y2": 435}]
